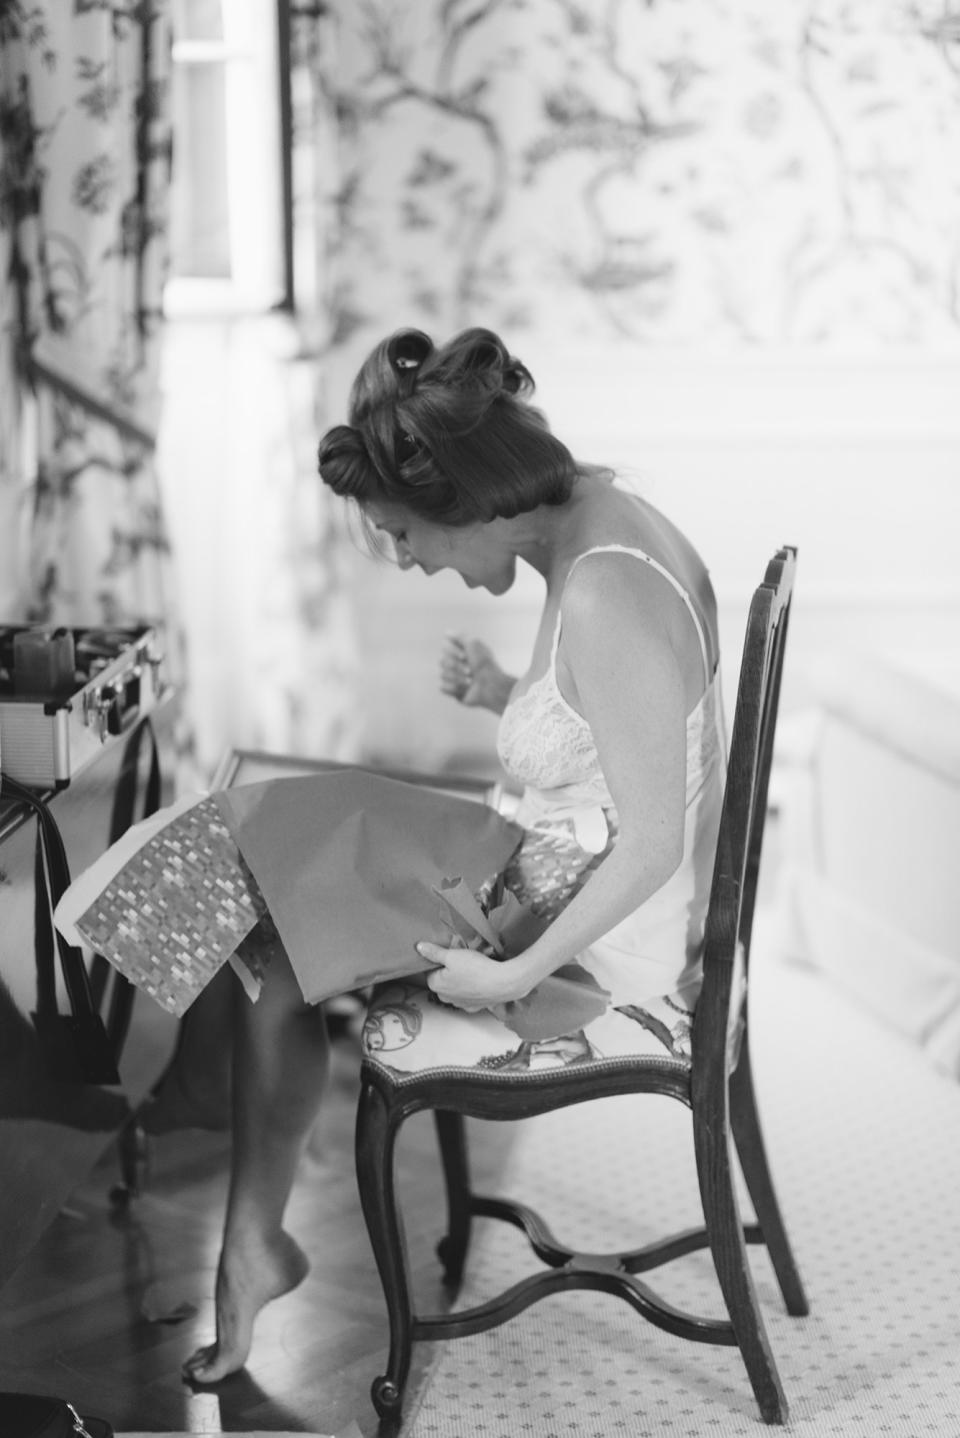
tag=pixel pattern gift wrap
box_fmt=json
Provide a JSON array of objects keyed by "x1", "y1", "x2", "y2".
[{"x1": 54, "y1": 792, "x2": 266, "y2": 1016}]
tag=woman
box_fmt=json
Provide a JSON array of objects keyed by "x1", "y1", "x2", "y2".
[{"x1": 184, "y1": 325, "x2": 725, "y2": 1383}]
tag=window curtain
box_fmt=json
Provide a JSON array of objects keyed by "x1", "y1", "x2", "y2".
[{"x1": 0, "y1": 1, "x2": 174, "y2": 636}]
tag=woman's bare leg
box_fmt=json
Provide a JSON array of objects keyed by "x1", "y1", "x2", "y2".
[
  {"x1": 142, "y1": 963, "x2": 234, "y2": 1133},
  {"x1": 183, "y1": 937, "x2": 329, "y2": 1384}
]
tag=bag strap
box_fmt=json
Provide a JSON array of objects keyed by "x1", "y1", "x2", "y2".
[
  {"x1": 3, "y1": 776, "x2": 121, "y2": 1085},
  {"x1": 88, "y1": 719, "x2": 160, "y2": 1012},
  {"x1": 95, "y1": 718, "x2": 162, "y2": 1053}
]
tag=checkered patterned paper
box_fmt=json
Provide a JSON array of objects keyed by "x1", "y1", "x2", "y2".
[{"x1": 75, "y1": 795, "x2": 265, "y2": 1017}]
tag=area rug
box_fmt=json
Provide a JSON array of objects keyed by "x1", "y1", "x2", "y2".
[
  {"x1": 402, "y1": 952, "x2": 960, "y2": 1437},
  {"x1": 119, "y1": 1427, "x2": 363, "y2": 1437}
]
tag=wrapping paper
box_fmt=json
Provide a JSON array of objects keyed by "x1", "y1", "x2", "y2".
[
  {"x1": 54, "y1": 768, "x2": 611, "y2": 1038},
  {"x1": 53, "y1": 793, "x2": 265, "y2": 1018},
  {"x1": 211, "y1": 771, "x2": 522, "y2": 1005}
]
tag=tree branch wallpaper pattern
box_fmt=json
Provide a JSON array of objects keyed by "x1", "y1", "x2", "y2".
[{"x1": 316, "y1": 0, "x2": 960, "y2": 354}]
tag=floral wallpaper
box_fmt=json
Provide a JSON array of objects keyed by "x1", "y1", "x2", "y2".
[
  {"x1": 315, "y1": 0, "x2": 960, "y2": 359},
  {"x1": 0, "y1": 0, "x2": 174, "y2": 629}
]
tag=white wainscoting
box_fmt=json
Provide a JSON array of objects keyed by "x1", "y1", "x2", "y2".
[{"x1": 353, "y1": 350, "x2": 960, "y2": 771}]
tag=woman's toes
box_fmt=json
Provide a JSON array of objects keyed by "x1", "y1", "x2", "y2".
[{"x1": 182, "y1": 1344, "x2": 221, "y2": 1384}]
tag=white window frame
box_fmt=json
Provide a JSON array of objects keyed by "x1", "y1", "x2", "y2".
[{"x1": 165, "y1": 0, "x2": 284, "y2": 317}]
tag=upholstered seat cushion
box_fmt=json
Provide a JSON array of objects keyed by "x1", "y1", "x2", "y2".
[{"x1": 360, "y1": 979, "x2": 695, "y2": 1080}]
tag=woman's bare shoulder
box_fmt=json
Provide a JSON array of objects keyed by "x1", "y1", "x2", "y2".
[
  {"x1": 560, "y1": 528, "x2": 717, "y2": 707},
  {"x1": 561, "y1": 548, "x2": 672, "y2": 638}
]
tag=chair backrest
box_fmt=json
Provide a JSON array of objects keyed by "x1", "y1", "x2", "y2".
[{"x1": 692, "y1": 547, "x2": 797, "y2": 1065}]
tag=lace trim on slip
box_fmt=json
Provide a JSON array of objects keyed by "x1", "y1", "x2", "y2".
[{"x1": 497, "y1": 667, "x2": 602, "y2": 790}]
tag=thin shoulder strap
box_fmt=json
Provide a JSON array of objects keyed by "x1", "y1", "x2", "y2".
[{"x1": 552, "y1": 544, "x2": 712, "y2": 684}]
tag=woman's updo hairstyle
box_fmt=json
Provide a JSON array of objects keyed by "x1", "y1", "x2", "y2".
[{"x1": 317, "y1": 325, "x2": 578, "y2": 526}]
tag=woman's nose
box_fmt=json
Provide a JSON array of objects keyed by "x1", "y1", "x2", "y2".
[{"x1": 395, "y1": 541, "x2": 416, "y2": 570}]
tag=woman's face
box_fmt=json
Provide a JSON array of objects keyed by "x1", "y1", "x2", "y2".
[{"x1": 364, "y1": 501, "x2": 517, "y2": 595}]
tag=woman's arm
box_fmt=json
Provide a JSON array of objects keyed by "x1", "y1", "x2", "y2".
[
  {"x1": 439, "y1": 633, "x2": 517, "y2": 715},
  {"x1": 423, "y1": 555, "x2": 689, "y2": 1010}
]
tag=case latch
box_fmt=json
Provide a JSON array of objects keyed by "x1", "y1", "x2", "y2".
[{"x1": 81, "y1": 668, "x2": 143, "y2": 741}]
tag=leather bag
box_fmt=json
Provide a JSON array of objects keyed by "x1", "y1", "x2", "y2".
[{"x1": 0, "y1": 1392, "x2": 114, "y2": 1438}]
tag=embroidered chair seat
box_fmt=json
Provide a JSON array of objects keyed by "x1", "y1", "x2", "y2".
[{"x1": 361, "y1": 979, "x2": 695, "y2": 1081}]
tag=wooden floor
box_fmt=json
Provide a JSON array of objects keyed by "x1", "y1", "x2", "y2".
[{"x1": 0, "y1": 1030, "x2": 513, "y2": 1436}]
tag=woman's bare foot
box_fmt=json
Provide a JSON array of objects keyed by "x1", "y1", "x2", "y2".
[{"x1": 182, "y1": 1228, "x2": 309, "y2": 1384}]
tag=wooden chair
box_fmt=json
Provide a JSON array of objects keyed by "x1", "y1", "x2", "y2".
[{"x1": 355, "y1": 545, "x2": 807, "y2": 1427}]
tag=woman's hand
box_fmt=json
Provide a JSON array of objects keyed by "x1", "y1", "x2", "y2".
[
  {"x1": 438, "y1": 634, "x2": 515, "y2": 715},
  {"x1": 417, "y1": 941, "x2": 534, "y2": 1011}
]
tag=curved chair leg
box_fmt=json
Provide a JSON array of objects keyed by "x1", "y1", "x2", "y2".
[
  {"x1": 433, "y1": 1109, "x2": 472, "y2": 1285},
  {"x1": 355, "y1": 1077, "x2": 414, "y2": 1424},
  {"x1": 693, "y1": 1095, "x2": 789, "y2": 1425},
  {"x1": 730, "y1": 1033, "x2": 808, "y2": 1316}
]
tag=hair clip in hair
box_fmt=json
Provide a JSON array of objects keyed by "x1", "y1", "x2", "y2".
[
  {"x1": 397, "y1": 431, "x2": 420, "y2": 463},
  {"x1": 394, "y1": 357, "x2": 420, "y2": 370}
]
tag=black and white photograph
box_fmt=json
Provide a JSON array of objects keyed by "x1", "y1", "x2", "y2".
[{"x1": 1, "y1": 3, "x2": 959, "y2": 1436}]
